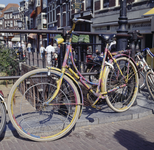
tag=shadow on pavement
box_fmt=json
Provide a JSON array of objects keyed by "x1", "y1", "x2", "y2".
[
  {"x1": 6, "y1": 120, "x2": 33, "y2": 142},
  {"x1": 0, "y1": 126, "x2": 6, "y2": 141},
  {"x1": 114, "y1": 129, "x2": 154, "y2": 150}
]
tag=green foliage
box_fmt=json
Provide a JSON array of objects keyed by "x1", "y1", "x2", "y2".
[{"x1": 0, "y1": 47, "x2": 19, "y2": 76}]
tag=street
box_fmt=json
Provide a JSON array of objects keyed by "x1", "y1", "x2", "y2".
[{"x1": 0, "y1": 114, "x2": 154, "y2": 150}]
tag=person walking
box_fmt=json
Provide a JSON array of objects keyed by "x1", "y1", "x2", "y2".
[
  {"x1": 40, "y1": 45, "x2": 45, "y2": 59},
  {"x1": 27, "y1": 42, "x2": 32, "y2": 53},
  {"x1": 45, "y1": 42, "x2": 55, "y2": 65}
]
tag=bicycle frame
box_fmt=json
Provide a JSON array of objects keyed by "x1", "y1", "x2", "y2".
[
  {"x1": 136, "y1": 48, "x2": 153, "y2": 74},
  {"x1": 44, "y1": 25, "x2": 135, "y2": 107}
]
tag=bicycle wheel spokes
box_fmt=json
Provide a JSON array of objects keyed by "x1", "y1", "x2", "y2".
[
  {"x1": 8, "y1": 69, "x2": 80, "y2": 141},
  {"x1": 104, "y1": 57, "x2": 138, "y2": 112}
]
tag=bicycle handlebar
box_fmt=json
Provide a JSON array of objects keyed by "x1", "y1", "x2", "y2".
[
  {"x1": 143, "y1": 48, "x2": 154, "y2": 58},
  {"x1": 67, "y1": 18, "x2": 93, "y2": 34}
]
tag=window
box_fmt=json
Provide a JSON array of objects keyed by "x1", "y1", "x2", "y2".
[
  {"x1": 10, "y1": 20, "x2": 13, "y2": 27},
  {"x1": 30, "y1": 18, "x2": 33, "y2": 29},
  {"x1": 0, "y1": 20, "x2": 2, "y2": 24},
  {"x1": 86, "y1": 0, "x2": 93, "y2": 10},
  {"x1": 36, "y1": 0, "x2": 41, "y2": 7},
  {"x1": 7, "y1": 14, "x2": 9, "y2": 19},
  {"x1": 10, "y1": 13, "x2": 12, "y2": 18},
  {"x1": 5, "y1": 21, "x2": 7, "y2": 27}
]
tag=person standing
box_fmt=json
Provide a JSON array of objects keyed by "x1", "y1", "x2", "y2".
[{"x1": 45, "y1": 42, "x2": 55, "y2": 65}]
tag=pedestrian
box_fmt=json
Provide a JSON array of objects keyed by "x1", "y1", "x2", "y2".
[
  {"x1": 45, "y1": 42, "x2": 55, "y2": 65},
  {"x1": 27, "y1": 42, "x2": 32, "y2": 53},
  {"x1": 22, "y1": 42, "x2": 26, "y2": 52},
  {"x1": 18, "y1": 41, "x2": 21, "y2": 48},
  {"x1": 40, "y1": 45, "x2": 45, "y2": 59}
]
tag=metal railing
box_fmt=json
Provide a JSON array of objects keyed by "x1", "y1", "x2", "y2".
[{"x1": 24, "y1": 42, "x2": 104, "y2": 72}]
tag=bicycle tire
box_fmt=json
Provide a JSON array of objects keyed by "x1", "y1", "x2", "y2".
[
  {"x1": 102, "y1": 57, "x2": 139, "y2": 112},
  {"x1": 139, "y1": 71, "x2": 146, "y2": 90},
  {"x1": 145, "y1": 70, "x2": 154, "y2": 100},
  {"x1": 0, "y1": 101, "x2": 6, "y2": 136},
  {"x1": 8, "y1": 68, "x2": 81, "y2": 141}
]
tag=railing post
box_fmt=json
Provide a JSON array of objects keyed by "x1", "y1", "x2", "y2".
[
  {"x1": 78, "y1": 44, "x2": 81, "y2": 72},
  {"x1": 28, "y1": 52, "x2": 30, "y2": 66},
  {"x1": 92, "y1": 35, "x2": 96, "y2": 54},
  {"x1": 83, "y1": 48, "x2": 86, "y2": 72},
  {"x1": 32, "y1": 52, "x2": 34, "y2": 66},
  {"x1": 37, "y1": 52, "x2": 39, "y2": 67},
  {"x1": 42, "y1": 51, "x2": 45, "y2": 68},
  {"x1": 25, "y1": 52, "x2": 27, "y2": 64}
]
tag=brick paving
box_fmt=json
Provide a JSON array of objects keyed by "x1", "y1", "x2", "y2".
[{"x1": 0, "y1": 114, "x2": 154, "y2": 150}]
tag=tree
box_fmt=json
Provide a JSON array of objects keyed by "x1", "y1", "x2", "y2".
[{"x1": 0, "y1": 46, "x2": 19, "y2": 86}]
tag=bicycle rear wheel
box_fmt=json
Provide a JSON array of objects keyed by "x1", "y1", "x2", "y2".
[
  {"x1": 0, "y1": 101, "x2": 6, "y2": 136},
  {"x1": 8, "y1": 68, "x2": 81, "y2": 141},
  {"x1": 145, "y1": 70, "x2": 154, "y2": 100},
  {"x1": 103, "y1": 57, "x2": 138, "y2": 112}
]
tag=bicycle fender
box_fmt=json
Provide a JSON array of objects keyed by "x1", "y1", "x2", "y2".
[
  {"x1": 48, "y1": 67, "x2": 84, "y2": 118},
  {"x1": 110, "y1": 54, "x2": 139, "y2": 76},
  {"x1": 0, "y1": 95, "x2": 7, "y2": 112}
]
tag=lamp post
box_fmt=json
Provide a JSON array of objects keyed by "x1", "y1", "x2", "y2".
[
  {"x1": 17, "y1": 20, "x2": 23, "y2": 60},
  {"x1": 17, "y1": 20, "x2": 23, "y2": 46},
  {"x1": 6, "y1": 24, "x2": 10, "y2": 48},
  {"x1": 116, "y1": 0, "x2": 128, "y2": 51}
]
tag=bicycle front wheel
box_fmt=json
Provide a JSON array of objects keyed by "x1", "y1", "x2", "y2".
[
  {"x1": 103, "y1": 57, "x2": 139, "y2": 112},
  {"x1": 145, "y1": 70, "x2": 154, "y2": 100},
  {"x1": 8, "y1": 68, "x2": 81, "y2": 141}
]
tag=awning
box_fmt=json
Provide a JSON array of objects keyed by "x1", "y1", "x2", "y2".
[
  {"x1": 11, "y1": 37, "x2": 20, "y2": 42},
  {"x1": 28, "y1": 33, "x2": 37, "y2": 39},
  {"x1": 143, "y1": 8, "x2": 154, "y2": 16},
  {"x1": 30, "y1": 10, "x2": 36, "y2": 18}
]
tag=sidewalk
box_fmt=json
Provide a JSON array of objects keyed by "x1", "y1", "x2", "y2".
[{"x1": 1, "y1": 88, "x2": 154, "y2": 138}]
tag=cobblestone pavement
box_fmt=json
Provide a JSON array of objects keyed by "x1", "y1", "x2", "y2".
[{"x1": 0, "y1": 114, "x2": 154, "y2": 150}]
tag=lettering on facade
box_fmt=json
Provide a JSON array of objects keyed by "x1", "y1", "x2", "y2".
[
  {"x1": 95, "y1": 26, "x2": 107, "y2": 31},
  {"x1": 132, "y1": 22, "x2": 151, "y2": 29}
]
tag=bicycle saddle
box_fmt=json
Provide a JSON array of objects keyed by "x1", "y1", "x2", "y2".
[{"x1": 99, "y1": 34, "x2": 116, "y2": 43}]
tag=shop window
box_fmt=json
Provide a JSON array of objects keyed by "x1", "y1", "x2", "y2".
[{"x1": 103, "y1": 0, "x2": 109, "y2": 8}]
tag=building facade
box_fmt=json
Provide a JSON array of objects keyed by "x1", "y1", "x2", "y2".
[
  {"x1": 91, "y1": 0, "x2": 154, "y2": 51},
  {"x1": 1, "y1": 4, "x2": 19, "y2": 43}
]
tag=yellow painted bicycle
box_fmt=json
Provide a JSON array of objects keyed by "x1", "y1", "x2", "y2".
[{"x1": 8, "y1": 18, "x2": 139, "y2": 141}]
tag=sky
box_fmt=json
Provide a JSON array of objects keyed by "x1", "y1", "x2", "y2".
[{"x1": 1, "y1": 0, "x2": 21, "y2": 6}]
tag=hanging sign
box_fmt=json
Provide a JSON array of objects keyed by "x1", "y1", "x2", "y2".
[{"x1": 72, "y1": 0, "x2": 82, "y2": 10}]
